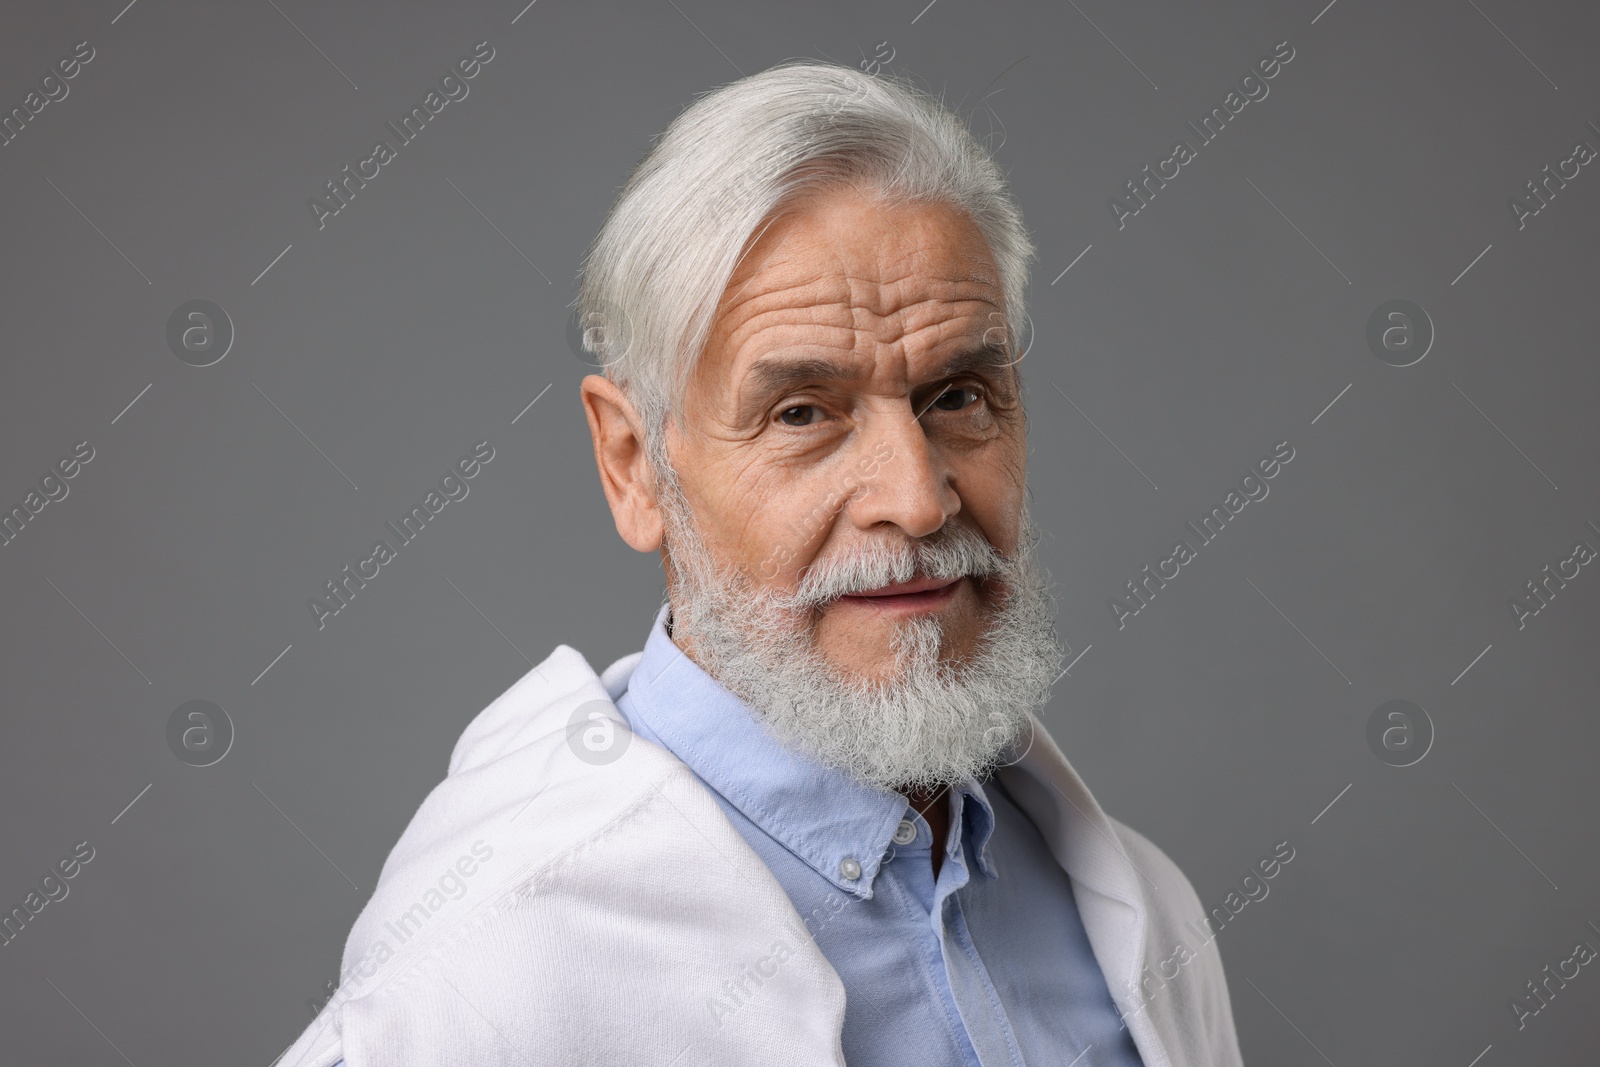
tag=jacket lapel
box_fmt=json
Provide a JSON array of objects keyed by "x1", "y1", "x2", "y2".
[{"x1": 997, "y1": 715, "x2": 1177, "y2": 1067}]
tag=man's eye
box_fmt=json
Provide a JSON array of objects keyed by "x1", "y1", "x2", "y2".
[
  {"x1": 931, "y1": 386, "x2": 979, "y2": 412},
  {"x1": 778, "y1": 405, "x2": 819, "y2": 426}
]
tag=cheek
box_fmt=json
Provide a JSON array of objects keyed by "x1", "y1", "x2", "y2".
[
  {"x1": 736, "y1": 461, "x2": 870, "y2": 580},
  {"x1": 682, "y1": 454, "x2": 809, "y2": 569},
  {"x1": 954, "y1": 442, "x2": 1027, "y2": 549}
]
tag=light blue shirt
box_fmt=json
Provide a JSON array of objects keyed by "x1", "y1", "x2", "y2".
[{"x1": 616, "y1": 603, "x2": 1145, "y2": 1067}]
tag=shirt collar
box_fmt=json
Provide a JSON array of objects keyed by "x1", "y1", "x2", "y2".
[{"x1": 622, "y1": 603, "x2": 998, "y2": 896}]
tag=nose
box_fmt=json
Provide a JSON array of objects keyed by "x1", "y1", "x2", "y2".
[{"x1": 844, "y1": 407, "x2": 959, "y2": 541}]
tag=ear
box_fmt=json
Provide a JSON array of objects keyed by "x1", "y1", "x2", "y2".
[{"x1": 580, "y1": 374, "x2": 664, "y2": 553}]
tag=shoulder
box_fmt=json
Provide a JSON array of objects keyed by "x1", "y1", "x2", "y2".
[{"x1": 1105, "y1": 816, "x2": 1207, "y2": 917}]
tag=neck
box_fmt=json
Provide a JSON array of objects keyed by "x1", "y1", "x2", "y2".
[{"x1": 902, "y1": 783, "x2": 952, "y2": 879}]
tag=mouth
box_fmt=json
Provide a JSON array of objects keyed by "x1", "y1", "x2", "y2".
[{"x1": 835, "y1": 575, "x2": 966, "y2": 614}]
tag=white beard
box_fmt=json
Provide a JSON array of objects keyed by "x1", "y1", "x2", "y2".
[{"x1": 655, "y1": 471, "x2": 1065, "y2": 794}]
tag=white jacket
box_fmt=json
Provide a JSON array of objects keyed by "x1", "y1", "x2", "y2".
[{"x1": 276, "y1": 643, "x2": 1245, "y2": 1067}]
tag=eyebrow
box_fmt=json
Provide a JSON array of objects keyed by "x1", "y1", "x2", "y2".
[{"x1": 744, "y1": 344, "x2": 1017, "y2": 404}]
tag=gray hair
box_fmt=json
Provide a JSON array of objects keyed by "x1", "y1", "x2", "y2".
[{"x1": 575, "y1": 58, "x2": 1036, "y2": 477}]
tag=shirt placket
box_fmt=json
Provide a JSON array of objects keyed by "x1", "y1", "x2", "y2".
[{"x1": 930, "y1": 789, "x2": 1026, "y2": 1067}]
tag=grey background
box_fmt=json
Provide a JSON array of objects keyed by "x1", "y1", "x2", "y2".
[{"x1": 1, "y1": 0, "x2": 1596, "y2": 1063}]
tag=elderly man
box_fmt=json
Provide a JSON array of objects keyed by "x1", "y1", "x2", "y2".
[{"x1": 279, "y1": 60, "x2": 1243, "y2": 1067}]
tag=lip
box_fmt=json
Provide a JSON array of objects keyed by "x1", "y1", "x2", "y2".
[
  {"x1": 836, "y1": 576, "x2": 964, "y2": 613},
  {"x1": 854, "y1": 576, "x2": 960, "y2": 597}
]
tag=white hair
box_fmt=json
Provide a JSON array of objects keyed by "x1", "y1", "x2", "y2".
[{"x1": 575, "y1": 58, "x2": 1037, "y2": 473}]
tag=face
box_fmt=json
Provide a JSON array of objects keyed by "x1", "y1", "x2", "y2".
[{"x1": 662, "y1": 184, "x2": 1029, "y2": 684}]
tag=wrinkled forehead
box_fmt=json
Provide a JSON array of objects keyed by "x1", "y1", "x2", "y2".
[
  {"x1": 725, "y1": 189, "x2": 1002, "y2": 307},
  {"x1": 700, "y1": 191, "x2": 1012, "y2": 386}
]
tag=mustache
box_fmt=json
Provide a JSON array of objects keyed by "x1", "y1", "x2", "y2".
[{"x1": 778, "y1": 523, "x2": 1011, "y2": 609}]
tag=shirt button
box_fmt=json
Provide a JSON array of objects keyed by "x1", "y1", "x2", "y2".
[
  {"x1": 892, "y1": 819, "x2": 918, "y2": 845},
  {"x1": 839, "y1": 857, "x2": 862, "y2": 881}
]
